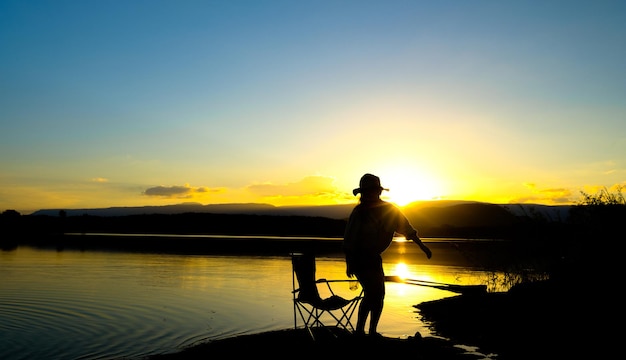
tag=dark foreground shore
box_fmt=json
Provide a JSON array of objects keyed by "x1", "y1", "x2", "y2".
[
  {"x1": 142, "y1": 327, "x2": 480, "y2": 360},
  {"x1": 141, "y1": 277, "x2": 608, "y2": 360}
]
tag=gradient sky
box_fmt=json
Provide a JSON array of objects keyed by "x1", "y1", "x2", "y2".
[{"x1": 2, "y1": 1, "x2": 625, "y2": 214}]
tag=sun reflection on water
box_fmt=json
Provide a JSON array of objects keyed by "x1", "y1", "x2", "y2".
[{"x1": 392, "y1": 262, "x2": 410, "y2": 279}]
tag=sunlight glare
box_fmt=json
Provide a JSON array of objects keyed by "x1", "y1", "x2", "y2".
[
  {"x1": 381, "y1": 168, "x2": 444, "y2": 206},
  {"x1": 392, "y1": 263, "x2": 410, "y2": 280}
]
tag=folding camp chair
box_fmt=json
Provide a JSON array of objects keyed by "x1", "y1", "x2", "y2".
[{"x1": 291, "y1": 252, "x2": 363, "y2": 340}]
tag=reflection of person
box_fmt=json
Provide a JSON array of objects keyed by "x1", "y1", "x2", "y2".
[{"x1": 343, "y1": 173, "x2": 432, "y2": 337}]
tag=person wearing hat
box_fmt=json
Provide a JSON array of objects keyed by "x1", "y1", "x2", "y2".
[{"x1": 343, "y1": 173, "x2": 432, "y2": 337}]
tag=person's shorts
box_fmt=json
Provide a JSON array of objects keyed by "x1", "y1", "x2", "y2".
[
  {"x1": 352, "y1": 253, "x2": 385, "y2": 297},
  {"x1": 351, "y1": 253, "x2": 383, "y2": 274}
]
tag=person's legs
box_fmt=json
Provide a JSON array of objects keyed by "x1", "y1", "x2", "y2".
[
  {"x1": 366, "y1": 271, "x2": 385, "y2": 335},
  {"x1": 354, "y1": 270, "x2": 373, "y2": 335},
  {"x1": 355, "y1": 255, "x2": 385, "y2": 335},
  {"x1": 354, "y1": 296, "x2": 368, "y2": 334}
]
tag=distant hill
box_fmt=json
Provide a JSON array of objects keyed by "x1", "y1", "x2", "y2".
[
  {"x1": 30, "y1": 202, "x2": 279, "y2": 217},
  {"x1": 498, "y1": 203, "x2": 571, "y2": 222},
  {"x1": 0, "y1": 200, "x2": 577, "y2": 246},
  {"x1": 405, "y1": 201, "x2": 570, "y2": 225},
  {"x1": 29, "y1": 201, "x2": 572, "y2": 232},
  {"x1": 30, "y1": 202, "x2": 357, "y2": 219}
]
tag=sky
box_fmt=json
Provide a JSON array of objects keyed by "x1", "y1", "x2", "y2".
[{"x1": 1, "y1": 1, "x2": 625, "y2": 215}]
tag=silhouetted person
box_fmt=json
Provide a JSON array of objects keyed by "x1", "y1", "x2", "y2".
[{"x1": 343, "y1": 173, "x2": 432, "y2": 337}]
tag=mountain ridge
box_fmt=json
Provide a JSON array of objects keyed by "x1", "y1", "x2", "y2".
[
  {"x1": 29, "y1": 200, "x2": 571, "y2": 223},
  {"x1": 1, "y1": 201, "x2": 576, "y2": 243}
]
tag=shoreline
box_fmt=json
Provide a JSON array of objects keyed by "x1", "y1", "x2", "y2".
[
  {"x1": 142, "y1": 277, "x2": 605, "y2": 360},
  {"x1": 141, "y1": 327, "x2": 483, "y2": 360},
  {"x1": 9, "y1": 234, "x2": 522, "y2": 270}
]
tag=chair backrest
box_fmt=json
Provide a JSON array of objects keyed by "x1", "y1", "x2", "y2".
[{"x1": 291, "y1": 252, "x2": 322, "y2": 304}]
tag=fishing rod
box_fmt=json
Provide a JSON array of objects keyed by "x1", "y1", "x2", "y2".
[{"x1": 384, "y1": 275, "x2": 486, "y2": 295}]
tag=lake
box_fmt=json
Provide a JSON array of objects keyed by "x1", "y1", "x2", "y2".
[{"x1": 0, "y1": 236, "x2": 520, "y2": 360}]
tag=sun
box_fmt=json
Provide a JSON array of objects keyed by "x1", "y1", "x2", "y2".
[{"x1": 380, "y1": 168, "x2": 444, "y2": 206}]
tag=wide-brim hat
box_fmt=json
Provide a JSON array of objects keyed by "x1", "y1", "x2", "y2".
[{"x1": 353, "y1": 173, "x2": 389, "y2": 196}]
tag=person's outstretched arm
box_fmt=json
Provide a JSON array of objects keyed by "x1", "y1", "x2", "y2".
[
  {"x1": 406, "y1": 232, "x2": 432, "y2": 259},
  {"x1": 415, "y1": 237, "x2": 432, "y2": 259},
  {"x1": 392, "y1": 205, "x2": 433, "y2": 259}
]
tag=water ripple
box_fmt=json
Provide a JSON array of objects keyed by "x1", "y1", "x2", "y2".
[{"x1": 1, "y1": 245, "x2": 490, "y2": 359}]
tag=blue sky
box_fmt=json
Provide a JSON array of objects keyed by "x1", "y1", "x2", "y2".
[{"x1": 1, "y1": 0, "x2": 625, "y2": 214}]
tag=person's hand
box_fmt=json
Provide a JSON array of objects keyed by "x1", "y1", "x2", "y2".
[
  {"x1": 420, "y1": 243, "x2": 432, "y2": 259},
  {"x1": 413, "y1": 237, "x2": 432, "y2": 259},
  {"x1": 424, "y1": 246, "x2": 432, "y2": 259},
  {"x1": 346, "y1": 264, "x2": 356, "y2": 278},
  {"x1": 345, "y1": 254, "x2": 356, "y2": 277}
]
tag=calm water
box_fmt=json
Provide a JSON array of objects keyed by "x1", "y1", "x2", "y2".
[{"x1": 0, "y1": 237, "x2": 511, "y2": 360}]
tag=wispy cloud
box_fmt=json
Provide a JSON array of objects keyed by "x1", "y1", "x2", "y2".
[
  {"x1": 512, "y1": 184, "x2": 574, "y2": 204},
  {"x1": 246, "y1": 175, "x2": 339, "y2": 197},
  {"x1": 143, "y1": 184, "x2": 224, "y2": 199}
]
